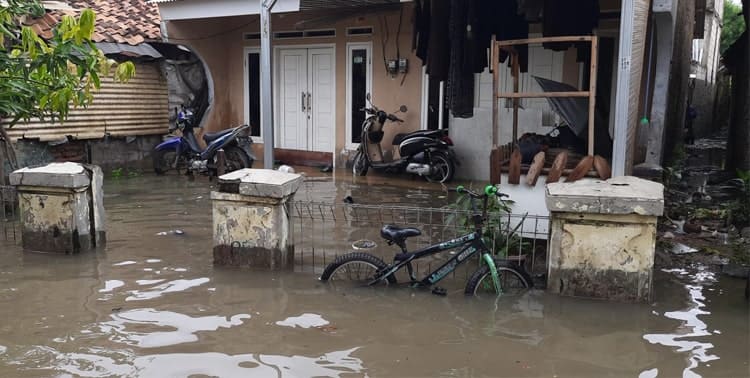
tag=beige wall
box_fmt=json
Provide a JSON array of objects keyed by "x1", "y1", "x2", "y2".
[{"x1": 166, "y1": 6, "x2": 423, "y2": 160}]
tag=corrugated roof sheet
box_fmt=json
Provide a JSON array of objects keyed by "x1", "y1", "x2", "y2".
[
  {"x1": 299, "y1": 0, "x2": 401, "y2": 10},
  {"x1": 26, "y1": 0, "x2": 161, "y2": 46}
]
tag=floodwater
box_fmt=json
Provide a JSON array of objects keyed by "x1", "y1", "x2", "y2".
[{"x1": 0, "y1": 170, "x2": 748, "y2": 377}]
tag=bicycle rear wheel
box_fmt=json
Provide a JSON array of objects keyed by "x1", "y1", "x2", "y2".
[
  {"x1": 465, "y1": 260, "x2": 532, "y2": 297},
  {"x1": 320, "y1": 252, "x2": 396, "y2": 286}
]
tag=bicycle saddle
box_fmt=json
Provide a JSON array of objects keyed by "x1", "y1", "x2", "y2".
[{"x1": 380, "y1": 225, "x2": 421, "y2": 243}]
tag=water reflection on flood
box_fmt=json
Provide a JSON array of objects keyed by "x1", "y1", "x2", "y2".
[
  {"x1": 0, "y1": 172, "x2": 747, "y2": 377},
  {"x1": 125, "y1": 277, "x2": 210, "y2": 301},
  {"x1": 23, "y1": 347, "x2": 365, "y2": 378},
  {"x1": 643, "y1": 267, "x2": 721, "y2": 378}
]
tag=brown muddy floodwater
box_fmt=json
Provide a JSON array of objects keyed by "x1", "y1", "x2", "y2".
[{"x1": 0, "y1": 171, "x2": 748, "y2": 377}]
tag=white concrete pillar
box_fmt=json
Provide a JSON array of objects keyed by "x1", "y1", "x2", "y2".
[
  {"x1": 10, "y1": 162, "x2": 106, "y2": 254},
  {"x1": 545, "y1": 177, "x2": 664, "y2": 302},
  {"x1": 211, "y1": 169, "x2": 302, "y2": 269}
]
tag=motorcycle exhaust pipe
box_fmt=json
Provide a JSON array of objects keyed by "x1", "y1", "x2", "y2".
[{"x1": 405, "y1": 163, "x2": 431, "y2": 176}]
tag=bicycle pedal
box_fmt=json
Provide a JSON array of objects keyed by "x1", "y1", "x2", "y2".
[{"x1": 431, "y1": 287, "x2": 447, "y2": 296}]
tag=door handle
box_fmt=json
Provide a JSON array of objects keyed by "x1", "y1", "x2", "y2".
[
  {"x1": 301, "y1": 92, "x2": 306, "y2": 112},
  {"x1": 306, "y1": 92, "x2": 311, "y2": 114}
]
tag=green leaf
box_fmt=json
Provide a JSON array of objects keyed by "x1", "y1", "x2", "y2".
[
  {"x1": 89, "y1": 71, "x2": 100, "y2": 89},
  {"x1": 78, "y1": 9, "x2": 96, "y2": 40}
]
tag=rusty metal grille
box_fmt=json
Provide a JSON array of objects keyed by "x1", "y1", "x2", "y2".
[
  {"x1": 287, "y1": 201, "x2": 548, "y2": 283},
  {"x1": 1, "y1": 186, "x2": 19, "y2": 242}
]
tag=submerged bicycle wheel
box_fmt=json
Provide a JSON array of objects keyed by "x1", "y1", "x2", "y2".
[
  {"x1": 320, "y1": 252, "x2": 396, "y2": 287},
  {"x1": 465, "y1": 261, "x2": 532, "y2": 297}
]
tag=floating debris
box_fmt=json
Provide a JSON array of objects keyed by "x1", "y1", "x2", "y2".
[
  {"x1": 670, "y1": 243, "x2": 699, "y2": 255},
  {"x1": 156, "y1": 230, "x2": 185, "y2": 236},
  {"x1": 352, "y1": 239, "x2": 377, "y2": 250}
]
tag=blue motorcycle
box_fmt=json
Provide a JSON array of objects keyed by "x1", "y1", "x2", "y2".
[{"x1": 153, "y1": 106, "x2": 255, "y2": 176}]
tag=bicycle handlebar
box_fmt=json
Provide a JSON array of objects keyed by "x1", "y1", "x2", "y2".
[{"x1": 455, "y1": 185, "x2": 508, "y2": 199}]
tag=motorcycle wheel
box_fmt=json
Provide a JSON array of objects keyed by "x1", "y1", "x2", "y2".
[
  {"x1": 221, "y1": 146, "x2": 252, "y2": 173},
  {"x1": 425, "y1": 150, "x2": 455, "y2": 183},
  {"x1": 352, "y1": 150, "x2": 369, "y2": 176},
  {"x1": 153, "y1": 149, "x2": 186, "y2": 175}
]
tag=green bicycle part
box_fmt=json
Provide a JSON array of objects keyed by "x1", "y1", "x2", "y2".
[
  {"x1": 456, "y1": 185, "x2": 465, "y2": 193},
  {"x1": 484, "y1": 185, "x2": 498, "y2": 196},
  {"x1": 482, "y1": 252, "x2": 502, "y2": 294}
]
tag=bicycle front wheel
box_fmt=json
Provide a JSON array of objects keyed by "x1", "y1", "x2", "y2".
[
  {"x1": 465, "y1": 260, "x2": 532, "y2": 297},
  {"x1": 320, "y1": 252, "x2": 397, "y2": 286}
]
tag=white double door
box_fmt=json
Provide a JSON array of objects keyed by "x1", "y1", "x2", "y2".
[{"x1": 277, "y1": 47, "x2": 335, "y2": 152}]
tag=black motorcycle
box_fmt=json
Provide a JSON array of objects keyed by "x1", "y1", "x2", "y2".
[
  {"x1": 153, "y1": 106, "x2": 255, "y2": 177},
  {"x1": 352, "y1": 95, "x2": 457, "y2": 183}
]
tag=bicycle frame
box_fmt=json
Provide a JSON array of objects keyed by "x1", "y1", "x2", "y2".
[{"x1": 367, "y1": 230, "x2": 496, "y2": 287}]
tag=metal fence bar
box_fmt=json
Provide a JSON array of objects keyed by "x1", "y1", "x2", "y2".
[
  {"x1": 1, "y1": 186, "x2": 19, "y2": 242},
  {"x1": 286, "y1": 200, "x2": 549, "y2": 281}
]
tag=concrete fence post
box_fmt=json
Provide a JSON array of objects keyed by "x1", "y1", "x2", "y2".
[
  {"x1": 211, "y1": 169, "x2": 302, "y2": 269},
  {"x1": 545, "y1": 176, "x2": 664, "y2": 302},
  {"x1": 10, "y1": 162, "x2": 106, "y2": 254}
]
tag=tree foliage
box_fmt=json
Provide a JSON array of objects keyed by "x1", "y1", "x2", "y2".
[
  {"x1": 1, "y1": 0, "x2": 135, "y2": 126},
  {"x1": 0, "y1": 0, "x2": 135, "y2": 181},
  {"x1": 722, "y1": 1, "x2": 746, "y2": 54}
]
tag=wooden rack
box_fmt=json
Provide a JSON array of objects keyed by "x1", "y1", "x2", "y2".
[{"x1": 490, "y1": 35, "x2": 599, "y2": 184}]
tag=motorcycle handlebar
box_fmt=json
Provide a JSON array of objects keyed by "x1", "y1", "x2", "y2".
[
  {"x1": 360, "y1": 106, "x2": 403, "y2": 123},
  {"x1": 388, "y1": 114, "x2": 404, "y2": 123}
]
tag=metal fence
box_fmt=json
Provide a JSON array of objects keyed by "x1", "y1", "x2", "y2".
[
  {"x1": 287, "y1": 201, "x2": 548, "y2": 283},
  {"x1": 1, "y1": 185, "x2": 19, "y2": 242}
]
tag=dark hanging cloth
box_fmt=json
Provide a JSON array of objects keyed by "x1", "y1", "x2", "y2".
[
  {"x1": 483, "y1": 0, "x2": 529, "y2": 73},
  {"x1": 517, "y1": 0, "x2": 543, "y2": 22},
  {"x1": 426, "y1": 0, "x2": 451, "y2": 80},
  {"x1": 412, "y1": 0, "x2": 430, "y2": 64},
  {"x1": 542, "y1": 0, "x2": 599, "y2": 62},
  {"x1": 463, "y1": 0, "x2": 487, "y2": 74},
  {"x1": 447, "y1": 0, "x2": 475, "y2": 118}
]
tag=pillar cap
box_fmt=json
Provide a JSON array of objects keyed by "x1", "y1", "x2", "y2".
[
  {"x1": 218, "y1": 169, "x2": 302, "y2": 199},
  {"x1": 546, "y1": 176, "x2": 664, "y2": 216},
  {"x1": 10, "y1": 162, "x2": 90, "y2": 189}
]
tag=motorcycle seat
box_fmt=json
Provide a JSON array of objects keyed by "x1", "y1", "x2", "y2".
[
  {"x1": 391, "y1": 129, "x2": 444, "y2": 146},
  {"x1": 380, "y1": 224, "x2": 421, "y2": 244},
  {"x1": 203, "y1": 128, "x2": 234, "y2": 144}
]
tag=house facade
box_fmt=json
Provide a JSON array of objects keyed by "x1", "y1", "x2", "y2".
[{"x1": 153, "y1": 0, "x2": 722, "y2": 182}]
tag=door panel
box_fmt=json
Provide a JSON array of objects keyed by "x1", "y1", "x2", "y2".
[
  {"x1": 278, "y1": 49, "x2": 308, "y2": 150},
  {"x1": 276, "y1": 47, "x2": 335, "y2": 153},
  {"x1": 309, "y1": 48, "x2": 334, "y2": 152}
]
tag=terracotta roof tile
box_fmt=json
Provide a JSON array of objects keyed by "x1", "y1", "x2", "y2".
[{"x1": 25, "y1": 0, "x2": 161, "y2": 46}]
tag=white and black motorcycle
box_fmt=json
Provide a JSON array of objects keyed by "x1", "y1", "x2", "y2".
[{"x1": 352, "y1": 95, "x2": 457, "y2": 183}]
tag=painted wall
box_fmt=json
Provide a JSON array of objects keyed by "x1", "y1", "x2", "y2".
[{"x1": 165, "y1": 6, "x2": 423, "y2": 165}]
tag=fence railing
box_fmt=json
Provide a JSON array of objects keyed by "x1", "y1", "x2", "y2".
[
  {"x1": 287, "y1": 201, "x2": 548, "y2": 282},
  {"x1": 1, "y1": 185, "x2": 19, "y2": 242}
]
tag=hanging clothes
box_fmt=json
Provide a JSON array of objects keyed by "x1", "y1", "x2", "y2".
[
  {"x1": 542, "y1": 0, "x2": 599, "y2": 62},
  {"x1": 483, "y1": 0, "x2": 529, "y2": 73},
  {"x1": 426, "y1": 0, "x2": 451, "y2": 80},
  {"x1": 412, "y1": 0, "x2": 430, "y2": 64},
  {"x1": 463, "y1": 0, "x2": 487, "y2": 74},
  {"x1": 517, "y1": 0, "x2": 543, "y2": 22},
  {"x1": 447, "y1": 0, "x2": 474, "y2": 118}
]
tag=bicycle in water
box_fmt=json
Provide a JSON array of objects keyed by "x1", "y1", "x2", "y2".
[{"x1": 320, "y1": 185, "x2": 532, "y2": 296}]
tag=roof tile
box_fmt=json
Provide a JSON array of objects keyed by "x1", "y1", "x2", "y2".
[{"x1": 25, "y1": 0, "x2": 161, "y2": 46}]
